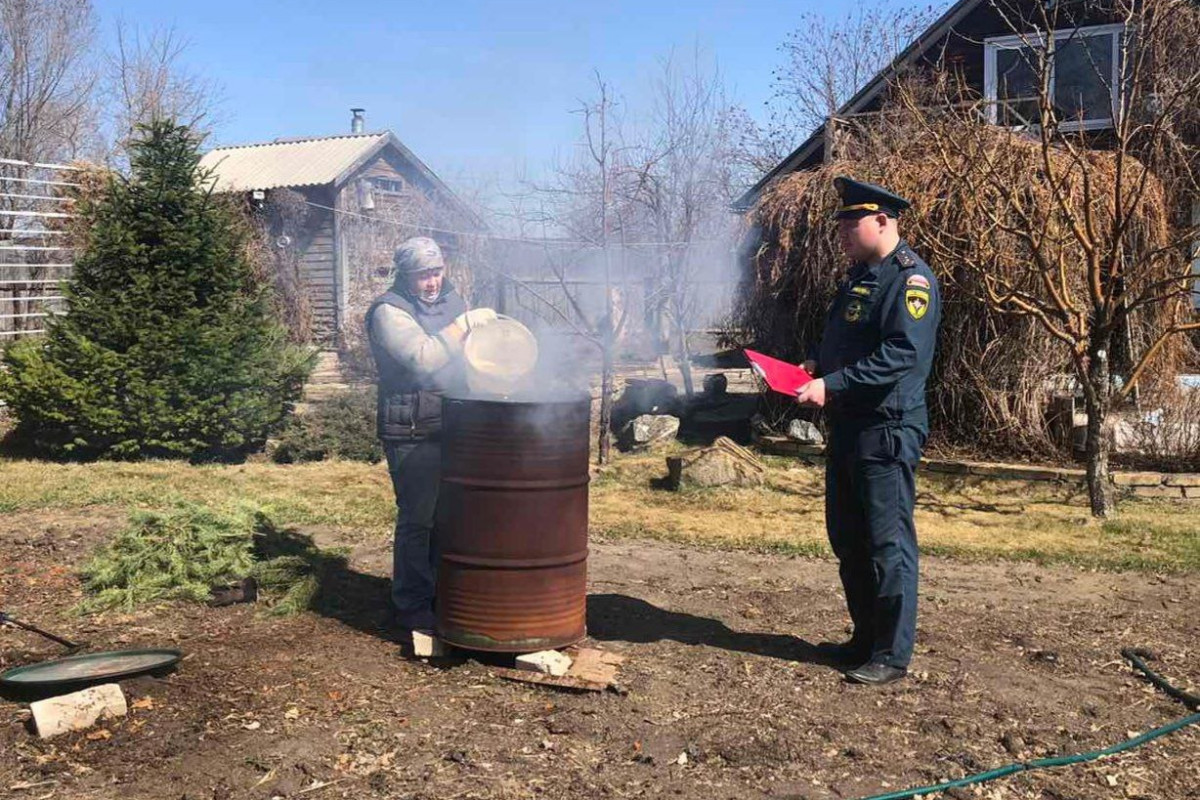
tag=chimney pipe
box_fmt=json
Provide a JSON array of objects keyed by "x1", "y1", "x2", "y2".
[{"x1": 351, "y1": 108, "x2": 365, "y2": 134}]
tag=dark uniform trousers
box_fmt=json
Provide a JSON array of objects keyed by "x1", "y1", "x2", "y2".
[
  {"x1": 825, "y1": 421, "x2": 924, "y2": 668},
  {"x1": 812, "y1": 240, "x2": 940, "y2": 670}
]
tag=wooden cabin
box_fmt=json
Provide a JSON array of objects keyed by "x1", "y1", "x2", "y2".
[{"x1": 199, "y1": 110, "x2": 483, "y2": 345}]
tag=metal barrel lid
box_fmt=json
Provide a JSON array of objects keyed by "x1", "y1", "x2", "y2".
[
  {"x1": 463, "y1": 315, "x2": 538, "y2": 395},
  {"x1": 0, "y1": 648, "x2": 182, "y2": 688}
]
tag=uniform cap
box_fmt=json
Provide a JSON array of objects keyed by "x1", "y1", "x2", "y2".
[{"x1": 833, "y1": 176, "x2": 911, "y2": 220}]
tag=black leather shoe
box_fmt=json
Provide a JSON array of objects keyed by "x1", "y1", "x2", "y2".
[
  {"x1": 815, "y1": 641, "x2": 871, "y2": 667},
  {"x1": 845, "y1": 662, "x2": 908, "y2": 685}
]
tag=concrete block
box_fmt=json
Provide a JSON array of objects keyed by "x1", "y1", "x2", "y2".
[
  {"x1": 1183, "y1": 487, "x2": 1200, "y2": 500},
  {"x1": 412, "y1": 631, "x2": 447, "y2": 658},
  {"x1": 1112, "y1": 472, "x2": 1165, "y2": 487},
  {"x1": 31, "y1": 683, "x2": 127, "y2": 739},
  {"x1": 515, "y1": 650, "x2": 573, "y2": 677}
]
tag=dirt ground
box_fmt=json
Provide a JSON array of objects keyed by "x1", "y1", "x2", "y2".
[{"x1": 1, "y1": 509, "x2": 1197, "y2": 800}]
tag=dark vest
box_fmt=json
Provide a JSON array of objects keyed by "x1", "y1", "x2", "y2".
[{"x1": 365, "y1": 283, "x2": 467, "y2": 440}]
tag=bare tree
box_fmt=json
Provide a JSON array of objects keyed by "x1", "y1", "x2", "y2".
[
  {"x1": 894, "y1": 0, "x2": 1200, "y2": 517},
  {"x1": 728, "y1": 0, "x2": 940, "y2": 183},
  {"x1": 523, "y1": 75, "x2": 643, "y2": 465},
  {"x1": 624, "y1": 49, "x2": 740, "y2": 398},
  {"x1": 0, "y1": 0, "x2": 97, "y2": 162},
  {"x1": 771, "y1": 2, "x2": 939, "y2": 135},
  {"x1": 104, "y1": 21, "x2": 222, "y2": 150}
]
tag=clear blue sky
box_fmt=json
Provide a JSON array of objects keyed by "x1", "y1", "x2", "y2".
[{"x1": 94, "y1": 0, "x2": 843, "y2": 196}]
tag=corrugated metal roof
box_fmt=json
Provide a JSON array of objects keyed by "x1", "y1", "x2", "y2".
[{"x1": 198, "y1": 133, "x2": 389, "y2": 192}]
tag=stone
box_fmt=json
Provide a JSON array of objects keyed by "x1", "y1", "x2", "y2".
[
  {"x1": 1131, "y1": 485, "x2": 1184, "y2": 499},
  {"x1": 666, "y1": 437, "x2": 767, "y2": 490},
  {"x1": 1112, "y1": 472, "x2": 1165, "y2": 487},
  {"x1": 1164, "y1": 474, "x2": 1200, "y2": 487},
  {"x1": 967, "y1": 462, "x2": 1073, "y2": 482},
  {"x1": 31, "y1": 684, "x2": 127, "y2": 739},
  {"x1": 786, "y1": 419, "x2": 824, "y2": 445},
  {"x1": 515, "y1": 650, "x2": 573, "y2": 677},
  {"x1": 412, "y1": 631, "x2": 447, "y2": 658},
  {"x1": 627, "y1": 414, "x2": 680, "y2": 449},
  {"x1": 923, "y1": 459, "x2": 971, "y2": 475},
  {"x1": 1183, "y1": 487, "x2": 1200, "y2": 500}
]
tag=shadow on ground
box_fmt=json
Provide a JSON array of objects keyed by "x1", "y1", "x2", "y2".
[{"x1": 586, "y1": 593, "x2": 843, "y2": 669}]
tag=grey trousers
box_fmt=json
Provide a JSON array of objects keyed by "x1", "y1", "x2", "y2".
[{"x1": 384, "y1": 439, "x2": 442, "y2": 625}]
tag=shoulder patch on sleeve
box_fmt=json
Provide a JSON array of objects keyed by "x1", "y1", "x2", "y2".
[
  {"x1": 906, "y1": 273, "x2": 930, "y2": 289},
  {"x1": 905, "y1": 288, "x2": 931, "y2": 320}
]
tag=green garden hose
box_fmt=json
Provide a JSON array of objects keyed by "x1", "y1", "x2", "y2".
[{"x1": 855, "y1": 648, "x2": 1200, "y2": 800}]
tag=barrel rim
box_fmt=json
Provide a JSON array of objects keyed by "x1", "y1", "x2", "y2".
[{"x1": 443, "y1": 392, "x2": 591, "y2": 406}]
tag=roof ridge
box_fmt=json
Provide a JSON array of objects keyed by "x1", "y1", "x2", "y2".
[{"x1": 206, "y1": 131, "x2": 387, "y2": 154}]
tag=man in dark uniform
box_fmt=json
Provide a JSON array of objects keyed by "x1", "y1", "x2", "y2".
[
  {"x1": 796, "y1": 177, "x2": 941, "y2": 686},
  {"x1": 365, "y1": 237, "x2": 497, "y2": 632}
]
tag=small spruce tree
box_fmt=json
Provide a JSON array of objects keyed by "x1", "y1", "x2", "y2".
[{"x1": 0, "y1": 121, "x2": 313, "y2": 459}]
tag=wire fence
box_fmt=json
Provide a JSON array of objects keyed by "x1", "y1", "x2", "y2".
[{"x1": 0, "y1": 157, "x2": 80, "y2": 339}]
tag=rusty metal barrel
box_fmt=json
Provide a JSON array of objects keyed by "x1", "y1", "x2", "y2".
[{"x1": 435, "y1": 393, "x2": 591, "y2": 652}]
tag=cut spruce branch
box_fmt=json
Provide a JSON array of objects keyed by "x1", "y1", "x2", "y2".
[{"x1": 77, "y1": 504, "x2": 347, "y2": 616}]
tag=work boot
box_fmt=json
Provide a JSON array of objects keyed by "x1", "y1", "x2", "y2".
[
  {"x1": 815, "y1": 640, "x2": 871, "y2": 668},
  {"x1": 845, "y1": 661, "x2": 908, "y2": 686}
]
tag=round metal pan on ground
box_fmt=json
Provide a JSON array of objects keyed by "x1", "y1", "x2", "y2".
[{"x1": 0, "y1": 649, "x2": 182, "y2": 689}]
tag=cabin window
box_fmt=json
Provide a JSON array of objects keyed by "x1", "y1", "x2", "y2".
[
  {"x1": 371, "y1": 177, "x2": 406, "y2": 195},
  {"x1": 984, "y1": 24, "x2": 1124, "y2": 132}
]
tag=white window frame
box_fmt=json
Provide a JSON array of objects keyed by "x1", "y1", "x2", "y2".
[{"x1": 983, "y1": 23, "x2": 1124, "y2": 133}]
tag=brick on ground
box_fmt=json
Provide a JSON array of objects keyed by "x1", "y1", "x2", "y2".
[
  {"x1": 411, "y1": 631, "x2": 448, "y2": 658},
  {"x1": 31, "y1": 683, "x2": 127, "y2": 739}
]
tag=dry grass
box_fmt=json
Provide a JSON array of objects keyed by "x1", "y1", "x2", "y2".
[
  {"x1": 592, "y1": 448, "x2": 1200, "y2": 571},
  {"x1": 0, "y1": 450, "x2": 1196, "y2": 572}
]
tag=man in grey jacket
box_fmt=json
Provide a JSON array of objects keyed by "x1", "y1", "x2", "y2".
[{"x1": 365, "y1": 237, "x2": 496, "y2": 631}]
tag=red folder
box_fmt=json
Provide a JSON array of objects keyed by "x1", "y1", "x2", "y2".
[{"x1": 744, "y1": 349, "x2": 813, "y2": 397}]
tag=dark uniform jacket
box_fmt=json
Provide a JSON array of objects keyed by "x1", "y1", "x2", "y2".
[
  {"x1": 813, "y1": 241, "x2": 940, "y2": 432},
  {"x1": 365, "y1": 283, "x2": 467, "y2": 441}
]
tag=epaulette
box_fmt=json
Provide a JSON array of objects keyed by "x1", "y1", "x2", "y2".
[{"x1": 895, "y1": 246, "x2": 917, "y2": 269}]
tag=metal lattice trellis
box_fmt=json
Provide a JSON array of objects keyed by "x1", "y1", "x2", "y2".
[{"x1": 0, "y1": 157, "x2": 80, "y2": 339}]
